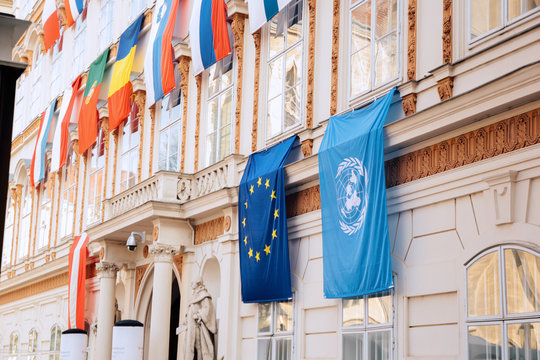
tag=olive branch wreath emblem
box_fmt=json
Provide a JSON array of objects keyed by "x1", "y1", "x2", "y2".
[{"x1": 336, "y1": 157, "x2": 368, "y2": 236}]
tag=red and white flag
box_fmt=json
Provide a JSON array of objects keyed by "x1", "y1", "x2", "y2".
[
  {"x1": 42, "y1": 0, "x2": 60, "y2": 52},
  {"x1": 68, "y1": 233, "x2": 90, "y2": 330}
]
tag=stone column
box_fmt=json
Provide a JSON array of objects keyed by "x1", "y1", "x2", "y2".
[
  {"x1": 148, "y1": 244, "x2": 178, "y2": 360},
  {"x1": 95, "y1": 262, "x2": 119, "y2": 360}
]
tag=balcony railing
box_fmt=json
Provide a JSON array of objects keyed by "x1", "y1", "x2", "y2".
[{"x1": 104, "y1": 154, "x2": 244, "y2": 220}]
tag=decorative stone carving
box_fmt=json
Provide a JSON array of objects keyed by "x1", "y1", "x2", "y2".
[
  {"x1": 0, "y1": 272, "x2": 69, "y2": 306},
  {"x1": 112, "y1": 130, "x2": 119, "y2": 192},
  {"x1": 149, "y1": 107, "x2": 156, "y2": 178},
  {"x1": 177, "y1": 178, "x2": 192, "y2": 202},
  {"x1": 134, "y1": 264, "x2": 149, "y2": 300},
  {"x1": 306, "y1": 0, "x2": 317, "y2": 128},
  {"x1": 143, "y1": 10, "x2": 153, "y2": 28},
  {"x1": 195, "y1": 75, "x2": 202, "y2": 172},
  {"x1": 101, "y1": 118, "x2": 110, "y2": 222},
  {"x1": 223, "y1": 216, "x2": 231, "y2": 232},
  {"x1": 133, "y1": 90, "x2": 146, "y2": 182},
  {"x1": 149, "y1": 244, "x2": 178, "y2": 263},
  {"x1": 330, "y1": 0, "x2": 340, "y2": 116},
  {"x1": 301, "y1": 139, "x2": 313, "y2": 157},
  {"x1": 194, "y1": 217, "x2": 225, "y2": 245},
  {"x1": 47, "y1": 174, "x2": 56, "y2": 247},
  {"x1": 178, "y1": 56, "x2": 191, "y2": 172},
  {"x1": 58, "y1": 6, "x2": 67, "y2": 28},
  {"x1": 402, "y1": 93, "x2": 417, "y2": 116},
  {"x1": 109, "y1": 43, "x2": 118, "y2": 61},
  {"x1": 153, "y1": 226, "x2": 159, "y2": 242},
  {"x1": 231, "y1": 13, "x2": 246, "y2": 154},
  {"x1": 99, "y1": 247, "x2": 105, "y2": 260},
  {"x1": 173, "y1": 253, "x2": 182, "y2": 279},
  {"x1": 385, "y1": 108, "x2": 540, "y2": 188},
  {"x1": 96, "y1": 262, "x2": 120, "y2": 278},
  {"x1": 252, "y1": 30, "x2": 262, "y2": 152},
  {"x1": 143, "y1": 245, "x2": 149, "y2": 258},
  {"x1": 407, "y1": 0, "x2": 417, "y2": 80},
  {"x1": 183, "y1": 278, "x2": 217, "y2": 360},
  {"x1": 72, "y1": 139, "x2": 80, "y2": 236},
  {"x1": 437, "y1": 76, "x2": 454, "y2": 101},
  {"x1": 286, "y1": 186, "x2": 321, "y2": 218},
  {"x1": 442, "y1": 0, "x2": 453, "y2": 64},
  {"x1": 484, "y1": 171, "x2": 517, "y2": 225}
]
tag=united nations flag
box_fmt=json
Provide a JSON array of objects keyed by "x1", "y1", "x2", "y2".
[
  {"x1": 239, "y1": 136, "x2": 297, "y2": 303},
  {"x1": 319, "y1": 88, "x2": 396, "y2": 298}
]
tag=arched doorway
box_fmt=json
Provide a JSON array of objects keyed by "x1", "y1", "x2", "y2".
[{"x1": 169, "y1": 275, "x2": 181, "y2": 359}]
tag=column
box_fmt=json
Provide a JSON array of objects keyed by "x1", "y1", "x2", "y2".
[
  {"x1": 148, "y1": 244, "x2": 178, "y2": 360},
  {"x1": 95, "y1": 261, "x2": 119, "y2": 360}
]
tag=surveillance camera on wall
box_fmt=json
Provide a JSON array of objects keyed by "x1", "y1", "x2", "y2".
[{"x1": 126, "y1": 232, "x2": 145, "y2": 252}]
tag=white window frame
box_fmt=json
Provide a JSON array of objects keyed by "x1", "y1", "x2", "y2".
[
  {"x1": 468, "y1": 0, "x2": 540, "y2": 44},
  {"x1": 37, "y1": 173, "x2": 53, "y2": 251},
  {"x1": 465, "y1": 245, "x2": 540, "y2": 360},
  {"x1": 119, "y1": 109, "x2": 140, "y2": 193},
  {"x1": 31, "y1": 49, "x2": 43, "y2": 121},
  {"x1": 86, "y1": 125, "x2": 106, "y2": 226},
  {"x1": 51, "y1": 38, "x2": 63, "y2": 99},
  {"x1": 17, "y1": 184, "x2": 32, "y2": 261},
  {"x1": 347, "y1": 0, "x2": 401, "y2": 104},
  {"x1": 60, "y1": 148, "x2": 77, "y2": 240},
  {"x1": 28, "y1": 328, "x2": 38, "y2": 360},
  {"x1": 256, "y1": 298, "x2": 296, "y2": 360},
  {"x1": 13, "y1": 73, "x2": 26, "y2": 137},
  {"x1": 99, "y1": 0, "x2": 114, "y2": 52},
  {"x1": 2, "y1": 196, "x2": 15, "y2": 268},
  {"x1": 340, "y1": 289, "x2": 395, "y2": 360},
  {"x1": 157, "y1": 93, "x2": 182, "y2": 172},
  {"x1": 131, "y1": 0, "x2": 147, "y2": 21},
  {"x1": 262, "y1": 0, "x2": 307, "y2": 144},
  {"x1": 73, "y1": 16, "x2": 87, "y2": 79},
  {"x1": 49, "y1": 325, "x2": 62, "y2": 360}
]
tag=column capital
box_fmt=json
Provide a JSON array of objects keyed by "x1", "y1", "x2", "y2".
[
  {"x1": 150, "y1": 244, "x2": 179, "y2": 263},
  {"x1": 96, "y1": 262, "x2": 120, "y2": 278}
]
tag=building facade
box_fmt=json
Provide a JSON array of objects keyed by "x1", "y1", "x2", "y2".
[{"x1": 1, "y1": 0, "x2": 540, "y2": 359}]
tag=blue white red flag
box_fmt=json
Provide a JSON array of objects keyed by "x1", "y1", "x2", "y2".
[
  {"x1": 247, "y1": 0, "x2": 293, "y2": 34},
  {"x1": 189, "y1": 0, "x2": 231, "y2": 75},
  {"x1": 65, "y1": 0, "x2": 84, "y2": 27},
  {"x1": 30, "y1": 100, "x2": 56, "y2": 188},
  {"x1": 144, "y1": 0, "x2": 180, "y2": 105}
]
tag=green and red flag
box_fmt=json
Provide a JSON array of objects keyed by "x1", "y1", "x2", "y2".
[{"x1": 79, "y1": 49, "x2": 109, "y2": 155}]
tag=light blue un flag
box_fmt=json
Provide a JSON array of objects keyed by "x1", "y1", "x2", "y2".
[{"x1": 319, "y1": 88, "x2": 395, "y2": 298}]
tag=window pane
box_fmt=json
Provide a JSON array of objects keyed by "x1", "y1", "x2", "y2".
[
  {"x1": 286, "y1": 1, "x2": 303, "y2": 47},
  {"x1": 221, "y1": 90, "x2": 233, "y2": 126},
  {"x1": 268, "y1": 58, "x2": 283, "y2": 100},
  {"x1": 206, "y1": 133, "x2": 217, "y2": 166},
  {"x1": 374, "y1": 33, "x2": 397, "y2": 86},
  {"x1": 351, "y1": 47, "x2": 371, "y2": 97},
  {"x1": 368, "y1": 330, "x2": 391, "y2": 360},
  {"x1": 470, "y1": 0, "x2": 501, "y2": 39},
  {"x1": 368, "y1": 290, "x2": 392, "y2": 324},
  {"x1": 343, "y1": 297, "x2": 364, "y2": 327},
  {"x1": 208, "y1": 98, "x2": 219, "y2": 132},
  {"x1": 467, "y1": 251, "x2": 500, "y2": 317},
  {"x1": 267, "y1": 95, "x2": 283, "y2": 138},
  {"x1": 257, "y1": 338, "x2": 272, "y2": 360},
  {"x1": 343, "y1": 333, "x2": 363, "y2": 360},
  {"x1": 351, "y1": 1, "x2": 372, "y2": 53},
  {"x1": 375, "y1": 0, "x2": 397, "y2": 38},
  {"x1": 159, "y1": 131, "x2": 168, "y2": 171},
  {"x1": 284, "y1": 85, "x2": 301, "y2": 129},
  {"x1": 285, "y1": 45, "x2": 302, "y2": 89},
  {"x1": 507, "y1": 322, "x2": 540, "y2": 359},
  {"x1": 275, "y1": 338, "x2": 292, "y2": 360},
  {"x1": 269, "y1": 18, "x2": 285, "y2": 58},
  {"x1": 219, "y1": 124, "x2": 231, "y2": 161},
  {"x1": 258, "y1": 303, "x2": 272, "y2": 333},
  {"x1": 507, "y1": 0, "x2": 538, "y2": 20},
  {"x1": 276, "y1": 301, "x2": 293, "y2": 332},
  {"x1": 505, "y1": 249, "x2": 540, "y2": 315},
  {"x1": 468, "y1": 325, "x2": 502, "y2": 360}
]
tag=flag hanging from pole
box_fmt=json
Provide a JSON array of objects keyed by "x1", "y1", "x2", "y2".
[
  {"x1": 319, "y1": 88, "x2": 395, "y2": 298},
  {"x1": 79, "y1": 49, "x2": 109, "y2": 155},
  {"x1": 43, "y1": 0, "x2": 61, "y2": 51},
  {"x1": 68, "y1": 233, "x2": 90, "y2": 330},
  {"x1": 108, "y1": 14, "x2": 144, "y2": 131},
  {"x1": 239, "y1": 135, "x2": 297, "y2": 303},
  {"x1": 30, "y1": 100, "x2": 56, "y2": 188},
  {"x1": 65, "y1": 0, "x2": 85, "y2": 27},
  {"x1": 247, "y1": 0, "x2": 294, "y2": 34}
]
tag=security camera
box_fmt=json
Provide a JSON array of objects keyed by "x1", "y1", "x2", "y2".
[{"x1": 126, "y1": 232, "x2": 145, "y2": 252}]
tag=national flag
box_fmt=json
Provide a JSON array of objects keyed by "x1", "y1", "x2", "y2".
[
  {"x1": 108, "y1": 15, "x2": 144, "y2": 131},
  {"x1": 238, "y1": 135, "x2": 297, "y2": 303},
  {"x1": 79, "y1": 49, "x2": 109, "y2": 155},
  {"x1": 247, "y1": 0, "x2": 293, "y2": 34},
  {"x1": 144, "y1": 0, "x2": 180, "y2": 106},
  {"x1": 68, "y1": 233, "x2": 90, "y2": 330},
  {"x1": 189, "y1": 0, "x2": 231, "y2": 76},
  {"x1": 51, "y1": 76, "x2": 82, "y2": 173},
  {"x1": 319, "y1": 88, "x2": 396, "y2": 298},
  {"x1": 65, "y1": 0, "x2": 85, "y2": 27},
  {"x1": 30, "y1": 100, "x2": 56, "y2": 188},
  {"x1": 43, "y1": 0, "x2": 61, "y2": 51}
]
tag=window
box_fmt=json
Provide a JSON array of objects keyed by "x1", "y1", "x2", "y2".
[
  {"x1": 28, "y1": 328, "x2": 38, "y2": 360},
  {"x1": 87, "y1": 124, "x2": 105, "y2": 225},
  {"x1": 37, "y1": 170, "x2": 53, "y2": 250},
  {"x1": 18, "y1": 184, "x2": 32, "y2": 260},
  {"x1": 266, "y1": 0, "x2": 304, "y2": 139},
  {"x1": 49, "y1": 325, "x2": 61, "y2": 360},
  {"x1": 158, "y1": 93, "x2": 182, "y2": 172},
  {"x1": 470, "y1": 0, "x2": 540, "y2": 40},
  {"x1": 119, "y1": 103, "x2": 140, "y2": 192},
  {"x1": 349, "y1": 0, "x2": 398, "y2": 99},
  {"x1": 13, "y1": 74, "x2": 26, "y2": 137},
  {"x1": 60, "y1": 147, "x2": 77, "y2": 239},
  {"x1": 99, "y1": 0, "x2": 114, "y2": 51},
  {"x1": 257, "y1": 300, "x2": 294, "y2": 360},
  {"x1": 9, "y1": 332, "x2": 18, "y2": 360},
  {"x1": 73, "y1": 15, "x2": 87, "y2": 78},
  {"x1": 341, "y1": 290, "x2": 393, "y2": 360},
  {"x1": 131, "y1": 0, "x2": 146, "y2": 20},
  {"x1": 205, "y1": 57, "x2": 233, "y2": 167},
  {"x1": 31, "y1": 48, "x2": 43, "y2": 120},
  {"x1": 2, "y1": 195, "x2": 15, "y2": 268},
  {"x1": 51, "y1": 39, "x2": 63, "y2": 98},
  {"x1": 466, "y1": 246, "x2": 540, "y2": 359}
]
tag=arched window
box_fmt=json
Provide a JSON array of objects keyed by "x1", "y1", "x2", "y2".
[
  {"x1": 28, "y1": 328, "x2": 38, "y2": 360},
  {"x1": 9, "y1": 331, "x2": 18, "y2": 359},
  {"x1": 18, "y1": 183, "x2": 32, "y2": 260},
  {"x1": 49, "y1": 324, "x2": 62, "y2": 360},
  {"x1": 466, "y1": 246, "x2": 540, "y2": 359}
]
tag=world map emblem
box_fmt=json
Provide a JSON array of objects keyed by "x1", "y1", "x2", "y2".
[{"x1": 335, "y1": 157, "x2": 368, "y2": 235}]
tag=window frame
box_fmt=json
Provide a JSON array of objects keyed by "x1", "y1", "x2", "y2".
[
  {"x1": 60, "y1": 147, "x2": 77, "y2": 240},
  {"x1": 465, "y1": 245, "x2": 540, "y2": 360},
  {"x1": 73, "y1": 15, "x2": 87, "y2": 79},
  {"x1": 86, "y1": 124, "x2": 106, "y2": 227},
  {"x1": 37, "y1": 171, "x2": 53, "y2": 251},
  {"x1": 157, "y1": 93, "x2": 183, "y2": 172},
  {"x1": 17, "y1": 183, "x2": 32, "y2": 261},
  {"x1": 51, "y1": 39, "x2": 63, "y2": 99},
  {"x1": 99, "y1": 0, "x2": 114, "y2": 52},
  {"x1": 2, "y1": 195, "x2": 15, "y2": 268},
  {"x1": 28, "y1": 328, "x2": 38, "y2": 359},
  {"x1": 119, "y1": 106, "x2": 140, "y2": 193},
  {"x1": 256, "y1": 298, "x2": 296, "y2": 360},
  {"x1": 49, "y1": 324, "x2": 62, "y2": 360},
  {"x1": 130, "y1": 0, "x2": 147, "y2": 21}
]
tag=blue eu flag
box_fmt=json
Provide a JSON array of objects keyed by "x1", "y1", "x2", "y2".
[
  {"x1": 239, "y1": 136, "x2": 297, "y2": 303},
  {"x1": 319, "y1": 88, "x2": 395, "y2": 298}
]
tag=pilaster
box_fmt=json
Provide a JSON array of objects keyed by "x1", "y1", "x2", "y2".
[
  {"x1": 178, "y1": 55, "x2": 191, "y2": 173},
  {"x1": 251, "y1": 30, "x2": 262, "y2": 152},
  {"x1": 231, "y1": 13, "x2": 247, "y2": 154},
  {"x1": 194, "y1": 74, "x2": 202, "y2": 172},
  {"x1": 330, "y1": 0, "x2": 340, "y2": 116},
  {"x1": 95, "y1": 261, "x2": 120, "y2": 360}
]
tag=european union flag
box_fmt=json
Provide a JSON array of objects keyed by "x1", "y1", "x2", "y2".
[
  {"x1": 319, "y1": 88, "x2": 395, "y2": 298},
  {"x1": 239, "y1": 136, "x2": 297, "y2": 303}
]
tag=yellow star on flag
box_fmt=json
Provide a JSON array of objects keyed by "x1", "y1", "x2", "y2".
[
  {"x1": 242, "y1": 218, "x2": 246, "y2": 227},
  {"x1": 265, "y1": 179, "x2": 270, "y2": 189},
  {"x1": 248, "y1": 248, "x2": 253, "y2": 258},
  {"x1": 272, "y1": 229, "x2": 277, "y2": 239},
  {"x1": 274, "y1": 209, "x2": 279, "y2": 218},
  {"x1": 257, "y1": 177, "x2": 262, "y2": 187},
  {"x1": 244, "y1": 201, "x2": 248, "y2": 209},
  {"x1": 244, "y1": 236, "x2": 247, "y2": 245},
  {"x1": 264, "y1": 244, "x2": 271, "y2": 255},
  {"x1": 250, "y1": 185, "x2": 254, "y2": 194},
  {"x1": 270, "y1": 190, "x2": 277, "y2": 200},
  {"x1": 255, "y1": 252, "x2": 260, "y2": 262}
]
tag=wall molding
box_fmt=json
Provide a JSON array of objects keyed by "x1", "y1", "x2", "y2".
[{"x1": 194, "y1": 217, "x2": 225, "y2": 245}]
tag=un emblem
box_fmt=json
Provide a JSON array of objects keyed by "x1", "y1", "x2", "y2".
[{"x1": 336, "y1": 157, "x2": 368, "y2": 235}]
